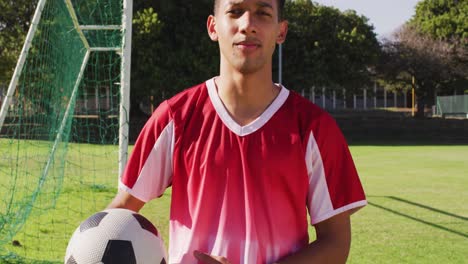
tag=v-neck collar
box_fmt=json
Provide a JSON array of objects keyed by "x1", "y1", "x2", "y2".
[{"x1": 206, "y1": 77, "x2": 290, "y2": 137}]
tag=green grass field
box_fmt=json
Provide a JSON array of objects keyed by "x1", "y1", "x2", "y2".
[
  {"x1": 1, "y1": 142, "x2": 467, "y2": 263},
  {"x1": 347, "y1": 146, "x2": 468, "y2": 263}
]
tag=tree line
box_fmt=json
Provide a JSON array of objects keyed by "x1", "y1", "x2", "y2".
[{"x1": 1, "y1": 0, "x2": 466, "y2": 117}]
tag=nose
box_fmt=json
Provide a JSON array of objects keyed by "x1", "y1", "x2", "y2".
[{"x1": 238, "y1": 12, "x2": 257, "y2": 34}]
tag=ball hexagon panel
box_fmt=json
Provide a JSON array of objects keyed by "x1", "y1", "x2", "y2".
[{"x1": 102, "y1": 240, "x2": 136, "y2": 264}]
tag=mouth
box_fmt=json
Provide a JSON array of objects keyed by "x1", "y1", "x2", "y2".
[{"x1": 234, "y1": 40, "x2": 261, "y2": 51}]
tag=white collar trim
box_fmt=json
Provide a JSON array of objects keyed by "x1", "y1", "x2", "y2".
[{"x1": 206, "y1": 77, "x2": 290, "y2": 136}]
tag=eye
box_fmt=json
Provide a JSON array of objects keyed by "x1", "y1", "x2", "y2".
[
  {"x1": 257, "y1": 10, "x2": 272, "y2": 17},
  {"x1": 227, "y1": 9, "x2": 243, "y2": 16}
]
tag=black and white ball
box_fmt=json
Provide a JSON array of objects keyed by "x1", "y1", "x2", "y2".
[{"x1": 65, "y1": 208, "x2": 167, "y2": 264}]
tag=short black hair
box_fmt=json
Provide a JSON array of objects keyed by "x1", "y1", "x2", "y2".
[{"x1": 213, "y1": 0, "x2": 286, "y2": 20}]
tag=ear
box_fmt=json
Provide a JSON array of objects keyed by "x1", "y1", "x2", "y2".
[
  {"x1": 207, "y1": 15, "x2": 218, "y2": 41},
  {"x1": 276, "y1": 20, "x2": 288, "y2": 44}
]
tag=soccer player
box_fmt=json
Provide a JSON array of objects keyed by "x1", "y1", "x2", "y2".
[{"x1": 107, "y1": 0, "x2": 367, "y2": 263}]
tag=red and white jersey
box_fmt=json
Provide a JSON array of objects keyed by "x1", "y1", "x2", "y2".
[{"x1": 119, "y1": 78, "x2": 366, "y2": 264}]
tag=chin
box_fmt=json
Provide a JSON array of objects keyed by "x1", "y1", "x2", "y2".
[{"x1": 235, "y1": 61, "x2": 265, "y2": 75}]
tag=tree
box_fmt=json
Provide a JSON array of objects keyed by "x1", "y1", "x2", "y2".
[
  {"x1": 0, "y1": 0, "x2": 37, "y2": 86},
  {"x1": 378, "y1": 25, "x2": 466, "y2": 116},
  {"x1": 280, "y1": 0, "x2": 380, "y2": 94},
  {"x1": 130, "y1": 0, "x2": 218, "y2": 116},
  {"x1": 130, "y1": 5, "x2": 163, "y2": 116},
  {"x1": 377, "y1": 0, "x2": 468, "y2": 117},
  {"x1": 410, "y1": 0, "x2": 468, "y2": 42},
  {"x1": 412, "y1": 0, "x2": 468, "y2": 94}
]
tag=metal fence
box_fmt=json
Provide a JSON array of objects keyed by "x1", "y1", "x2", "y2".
[{"x1": 299, "y1": 85, "x2": 411, "y2": 110}]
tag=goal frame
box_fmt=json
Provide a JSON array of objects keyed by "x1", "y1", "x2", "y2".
[{"x1": 0, "y1": 0, "x2": 133, "y2": 178}]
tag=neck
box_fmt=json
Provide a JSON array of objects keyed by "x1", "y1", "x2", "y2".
[{"x1": 215, "y1": 65, "x2": 280, "y2": 126}]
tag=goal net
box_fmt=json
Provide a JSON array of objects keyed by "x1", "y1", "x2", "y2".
[
  {"x1": 0, "y1": 0, "x2": 132, "y2": 262},
  {"x1": 436, "y1": 95, "x2": 468, "y2": 118}
]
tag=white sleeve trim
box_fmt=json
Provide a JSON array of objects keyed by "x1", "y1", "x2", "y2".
[
  {"x1": 305, "y1": 131, "x2": 367, "y2": 225},
  {"x1": 311, "y1": 200, "x2": 368, "y2": 225},
  {"x1": 305, "y1": 131, "x2": 334, "y2": 223},
  {"x1": 119, "y1": 120, "x2": 174, "y2": 202},
  {"x1": 118, "y1": 181, "x2": 151, "y2": 203}
]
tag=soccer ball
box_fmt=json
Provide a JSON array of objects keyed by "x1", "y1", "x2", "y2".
[{"x1": 65, "y1": 208, "x2": 167, "y2": 264}]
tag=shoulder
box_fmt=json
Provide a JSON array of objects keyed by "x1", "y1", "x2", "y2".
[
  {"x1": 284, "y1": 90, "x2": 337, "y2": 131},
  {"x1": 279, "y1": 89, "x2": 347, "y2": 149},
  {"x1": 149, "y1": 81, "x2": 209, "y2": 124},
  {"x1": 165, "y1": 81, "x2": 208, "y2": 113},
  {"x1": 286, "y1": 91, "x2": 323, "y2": 114}
]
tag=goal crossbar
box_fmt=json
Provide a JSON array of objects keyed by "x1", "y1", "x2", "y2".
[{"x1": 80, "y1": 25, "x2": 122, "y2": 30}]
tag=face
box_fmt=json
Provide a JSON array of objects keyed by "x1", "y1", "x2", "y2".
[{"x1": 207, "y1": 0, "x2": 288, "y2": 75}]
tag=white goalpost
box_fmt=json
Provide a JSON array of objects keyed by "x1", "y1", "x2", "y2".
[{"x1": 120, "y1": 0, "x2": 133, "y2": 178}]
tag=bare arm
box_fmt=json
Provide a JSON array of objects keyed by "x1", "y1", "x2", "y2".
[
  {"x1": 276, "y1": 211, "x2": 351, "y2": 264},
  {"x1": 106, "y1": 189, "x2": 146, "y2": 213}
]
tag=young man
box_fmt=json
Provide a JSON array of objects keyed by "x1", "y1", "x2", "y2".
[{"x1": 107, "y1": 0, "x2": 367, "y2": 263}]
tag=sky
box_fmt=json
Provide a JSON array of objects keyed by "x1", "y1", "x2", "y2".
[{"x1": 312, "y1": 0, "x2": 421, "y2": 39}]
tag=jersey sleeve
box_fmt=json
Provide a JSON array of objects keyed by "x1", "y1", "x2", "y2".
[
  {"x1": 305, "y1": 113, "x2": 366, "y2": 225},
  {"x1": 119, "y1": 100, "x2": 174, "y2": 202}
]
